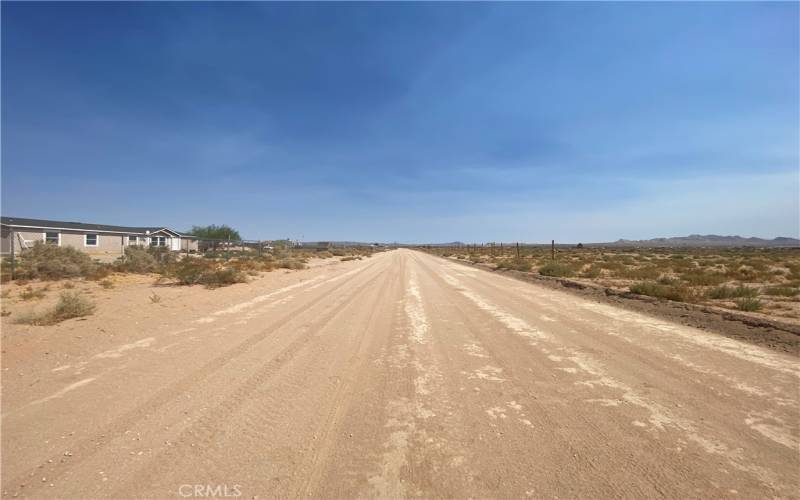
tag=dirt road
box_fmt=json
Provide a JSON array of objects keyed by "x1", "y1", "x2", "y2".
[{"x1": 2, "y1": 249, "x2": 798, "y2": 499}]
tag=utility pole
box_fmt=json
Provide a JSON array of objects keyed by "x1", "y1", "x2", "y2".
[
  {"x1": 551, "y1": 240, "x2": 555, "y2": 260},
  {"x1": 516, "y1": 242, "x2": 520, "y2": 259}
]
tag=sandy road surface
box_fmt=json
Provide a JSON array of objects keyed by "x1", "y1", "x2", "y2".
[{"x1": 2, "y1": 249, "x2": 798, "y2": 499}]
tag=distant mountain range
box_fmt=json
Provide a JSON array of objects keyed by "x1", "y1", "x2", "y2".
[
  {"x1": 413, "y1": 235, "x2": 799, "y2": 248},
  {"x1": 603, "y1": 235, "x2": 800, "y2": 248}
]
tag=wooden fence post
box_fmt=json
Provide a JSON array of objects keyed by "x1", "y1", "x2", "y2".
[
  {"x1": 551, "y1": 240, "x2": 555, "y2": 260},
  {"x1": 516, "y1": 242, "x2": 520, "y2": 258},
  {"x1": 10, "y1": 229, "x2": 16, "y2": 280}
]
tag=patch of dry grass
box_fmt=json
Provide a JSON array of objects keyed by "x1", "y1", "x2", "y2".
[
  {"x1": 15, "y1": 291, "x2": 95, "y2": 325},
  {"x1": 421, "y1": 245, "x2": 800, "y2": 318},
  {"x1": 20, "y1": 285, "x2": 47, "y2": 301}
]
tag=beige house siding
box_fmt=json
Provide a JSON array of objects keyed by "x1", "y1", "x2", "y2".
[
  {"x1": 2, "y1": 229, "x2": 125, "y2": 257},
  {"x1": 1, "y1": 223, "x2": 199, "y2": 258},
  {"x1": 60, "y1": 231, "x2": 124, "y2": 256}
]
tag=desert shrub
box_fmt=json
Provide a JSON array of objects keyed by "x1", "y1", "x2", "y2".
[
  {"x1": 764, "y1": 286, "x2": 799, "y2": 297},
  {"x1": 629, "y1": 282, "x2": 697, "y2": 302},
  {"x1": 116, "y1": 246, "x2": 160, "y2": 273},
  {"x1": 99, "y1": 279, "x2": 114, "y2": 289},
  {"x1": 20, "y1": 286, "x2": 46, "y2": 301},
  {"x1": 147, "y1": 246, "x2": 178, "y2": 265},
  {"x1": 168, "y1": 259, "x2": 246, "y2": 288},
  {"x1": 62, "y1": 281, "x2": 75, "y2": 289},
  {"x1": 620, "y1": 266, "x2": 662, "y2": 280},
  {"x1": 735, "y1": 297, "x2": 763, "y2": 312},
  {"x1": 227, "y1": 256, "x2": 273, "y2": 273},
  {"x1": 16, "y1": 291, "x2": 95, "y2": 325},
  {"x1": 707, "y1": 285, "x2": 759, "y2": 300},
  {"x1": 657, "y1": 275, "x2": 680, "y2": 285},
  {"x1": 581, "y1": 265, "x2": 602, "y2": 278},
  {"x1": 169, "y1": 259, "x2": 215, "y2": 285},
  {"x1": 200, "y1": 268, "x2": 246, "y2": 288},
  {"x1": 497, "y1": 259, "x2": 532, "y2": 272},
  {"x1": 680, "y1": 271, "x2": 726, "y2": 286},
  {"x1": 538, "y1": 262, "x2": 575, "y2": 277},
  {"x1": 278, "y1": 258, "x2": 307, "y2": 270},
  {"x1": 726, "y1": 266, "x2": 760, "y2": 282},
  {"x1": 149, "y1": 292, "x2": 162, "y2": 304},
  {"x1": 16, "y1": 242, "x2": 97, "y2": 280},
  {"x1": 86, "y1": 264, "x2": 113, "y2": 281}
]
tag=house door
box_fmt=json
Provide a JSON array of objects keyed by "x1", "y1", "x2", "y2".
[{"x1": 170, "y1": 237, "x2": 181, "y2": 251}]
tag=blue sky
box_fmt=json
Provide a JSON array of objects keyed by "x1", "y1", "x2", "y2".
[{"x1": 2, "y1": 2, "x2": 798, "y2": 243}]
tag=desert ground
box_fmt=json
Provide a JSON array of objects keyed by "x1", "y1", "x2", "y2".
[
  {"x1": 1, "y1": 249, "x2": 798, "y2": 499},
  {"x1": 423, "y1": 246, "x2": 800, "y2": 325}
]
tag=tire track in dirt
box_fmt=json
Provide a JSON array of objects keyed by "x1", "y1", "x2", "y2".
[
  {"x1": 440, "y1": 259, "x2": 800, "y2": 463},
  {"x1": 3, "y1": 257, "x2": 386, "y2": 498},
  {"x1": 110, "y1": 262, "x2": 395, "y2": 498},
  {"x1": 296, "y1": 254, "x2": 404, "y2": 499},
  {"x1": 420, "y1": 253, "x2": 797, "y2": 498}
]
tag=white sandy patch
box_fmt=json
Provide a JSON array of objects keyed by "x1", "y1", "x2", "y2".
[
  {"x1": 369, "y1": 398, "x2": 414, "y2": 499},
  {"x1": 574, "y1": 301, "x2": 800, "y2": 380},
  {"x1": 440, "y1": 268, "x2": 785, "y2": 488},
  {"x1": 93, "y1": 337, "x2": 155, "y2": 359},
  {"x1": 168, "y1": 327, "x2": 197, "y2": 336},
  {"x1": 450, "y1": 283, "x2": 549, "y2": 343},
  {"x1": 463, "y1": 342, "x2": 489, "y2": 358},
  {"x1": 745, "y1": 411, "x2": 799, "y2": 451},
  {"x1": 470, "y1": 365, "x2": 506, "y2": 382},
  {"x1": 193, "y1": 274, "x2": 331, "y2": 324},
  {"x1": 486, "y1": 406, "x2": 507, "y2": 419},
  {"x1": 30, "y1": 378, "x2": 96, "y2": 406},
  {"x1": 405, "y1": 270, "x2": 429, "y2": 344}
]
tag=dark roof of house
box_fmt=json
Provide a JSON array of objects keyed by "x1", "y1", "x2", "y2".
[{"x1": 0, "y1": 217, "x2": 195, "y2": 237}]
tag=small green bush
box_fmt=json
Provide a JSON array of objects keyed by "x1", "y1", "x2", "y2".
[
  {"x1": 657, "y1": 275, "x2": 680, "y2": 285},
  {"x1": 497, "y1": 259, "x2": 533, "y2": 272},
  {"x1": 20, "y1": 286, "x2": 46, "y2": 301},
  {"x1": 681, "y1": 272, "x2": 727, "y2": 286},
  {"x1": 16, "y1": 243, "x2": 97, "y2": 280},
  {"x1": 620, "y1": 266, "x2": 662, "y2": 280},
  {"x1": 735, "y1": 297, "x2": 763, "y2": 312},
  {"x1": 115, "y1": 246, "x2": 160, "y2": 273},
  {"x1": 16, "y1": 291, "x2": 95, "y2": 325},
  {"x1": 200, "y1": 268, "x2": 246, "y2": 288},
  {"x1": 629, "y1": 282, "x2": 696, "y2": 302},
  {"x1": 581, "y1": 265, "x2": 601, "y2": 278},
  {"x1": 278, "y1": 259, "x2": 307, "y2": 270},
  {"x1": 169, "y1": 258, "x2": 246, "y2": 288},
  {"x1": 763, "y1": 286, "x2": 799, "y2": 297},
  {"x1": 707, "y1": 285, "x2": 759, "y2": 300},
  {"x1": 538, "y1": 262, "x2": 575, "y2": 277}
]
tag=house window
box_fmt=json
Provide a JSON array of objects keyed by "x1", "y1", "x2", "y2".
[
  {"x1": 129, "y1": 235, "x2": 139, "y2": 245},
  {"x1": 44, "y1": 232, "x2": 60, "y2": 245},
  {"x1": 150, "y1": 236, "x2": 166, "y2": 247},
  {"x1": 85, "y1": 234, "x2": 99, "y2": 247}
]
